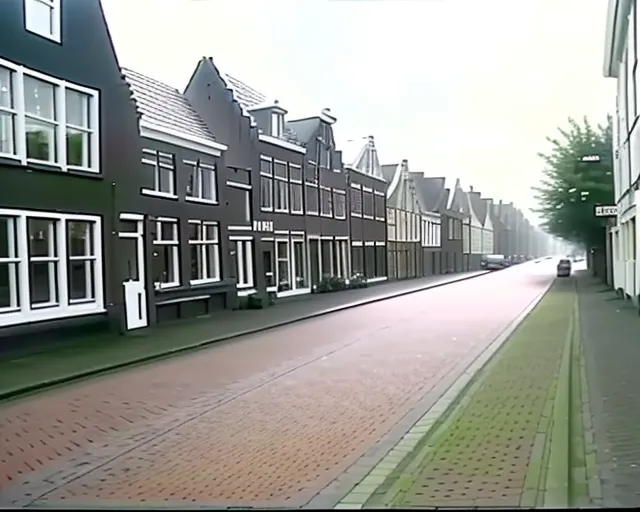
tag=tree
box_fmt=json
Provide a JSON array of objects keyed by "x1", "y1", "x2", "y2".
[{"x1": 533, "y1": 116, "x2": 614, "y2": 248}]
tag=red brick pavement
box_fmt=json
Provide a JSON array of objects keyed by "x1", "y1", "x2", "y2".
[{"x1": 0, "y1": 265, "x2": 553, "y2": 507}]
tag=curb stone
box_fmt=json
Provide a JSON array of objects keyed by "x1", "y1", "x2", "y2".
[
  {"x1": 0, "y1": 271, "x2": 489, "y2": 402},
  {"x1": 332, "y1": 275, "x2": 556, "y2": 509}
]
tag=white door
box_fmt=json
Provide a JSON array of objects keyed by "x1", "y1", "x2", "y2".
[{"x1": 119, "y1": 214, "x2": 148, "y2": 330}]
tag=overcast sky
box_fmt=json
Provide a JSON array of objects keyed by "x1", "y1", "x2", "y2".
[{"x1": 101, "y1": 0, "x2": 614, "y2": 223}]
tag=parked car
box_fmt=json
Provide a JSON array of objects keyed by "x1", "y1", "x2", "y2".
[
  {"x1": 481, "y1": 254, "x2": 508, "y2": 271},
  {"x1": 557, "y1": 259, "x2": 572, "y2": 277}
]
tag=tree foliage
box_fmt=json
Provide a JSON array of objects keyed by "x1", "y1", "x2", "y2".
[{"x1": 533, "y1": 116, "x2": 614, "y2": 248}]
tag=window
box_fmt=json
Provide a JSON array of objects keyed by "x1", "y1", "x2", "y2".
[
  {"x1": 271, "y1": 112, "x2": 284, "y2": 138},
  {"x1": 375, "y1": 245, "x2": 386, "y2": 277},
  {"x1": 321, "y1": 187, "x2": 333, "y2": 216},
  {"x1": 290, "y1": 164, "x2": 303, "y2": 214},
  {"x1": 319, "y1": 146, "x2": 331, "y2": 169},
  {"x1": 351, "y1": 244, "x2": 364, "y2": 274},
  {"x1": 274, "y1": 161, "x2": 288, "y2": 212},
  {"x1": 333, "y1": 190, "x2": 346, "y2": 219},
  {"x1": 363, "y1": 191, "x2": 374, "y2": 218},
  {"x1": 188, "y1": 221, "x2": 220, "y2": 284},
  {"x1": 241, "y1": 189, "x2": 252, "y2": 224},
  {"x1": 24, "y1": 0, "x2": 61, "y2": 43},
  {"x1": 235, "y1": 239, "x2": 254, "y2": 288},
  {"x1": 0, "y1": 210, "x2": 103, "y2": 327},
  {"x1": 276, "y1": 240, "x2": 290, "y2": 292},
  {"x1": 0, "y1": 59, "x2": 100, "y2": 171},
  {"x1": 374, "y1": 194, "x2": 385, "y2": 221},
  {"x1": 186, "y1": 161, "x2": 217, "y2": 203},
  {"x1": 292, "y1": 240, "x2": 307, "y2": 289},
  {"x1": 260, "y1": 157, "x2": 273, "y2": 211},
  {"x1": 350, "y1": 188, "x2": 362, "y2": 216},
  {"x1": 142, "y1": 149, "x2": 176, "y2": 198},
  {"x1": 306, "y1": 183, "x2": 319, "y2": 214},
  {"x1": 153, "y1": 219, "x2": 179, "y2": 289},
  {"x1": 365, "y1": 244, "x2": 375, "y2": 278}
]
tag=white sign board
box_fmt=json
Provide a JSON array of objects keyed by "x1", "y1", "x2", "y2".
[
  {"x1": 594, "y1": 205, "x2": 618, "y2": 217},
  {"x1": 253, "y1": 220, "x2": 274, "y2": 232},
  {"x1": 581, "y1": 155, "x2": 601, "y2": 162}
]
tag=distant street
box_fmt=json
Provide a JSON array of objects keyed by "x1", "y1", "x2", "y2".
[{"x1": 1, "y1": 261, "x2": 559, "y2": 508}]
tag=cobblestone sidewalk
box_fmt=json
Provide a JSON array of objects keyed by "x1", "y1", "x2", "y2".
[
  {"x1": 335, "y1": 278, "x2": 577, "y2": 509},
  {"x1": 577, "y1": 271, "x2": 640, "y2": 507}
]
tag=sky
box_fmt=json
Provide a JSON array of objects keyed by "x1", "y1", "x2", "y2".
[{"x1": 100, "y1": 0, "x2": 615, "y2": 224}]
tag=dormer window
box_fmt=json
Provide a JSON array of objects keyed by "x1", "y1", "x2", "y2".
[
  {"x1": 271, "y1": 112, "x2": 284, "y2": 138},
  {"x1": 24, "y1": 0, "x2": 61, "y2": 43}
]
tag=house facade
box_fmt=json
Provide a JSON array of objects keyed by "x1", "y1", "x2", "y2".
[
  {"x1": 382, "y1": 161, "x2": 422, "y2": 279},
  {"x1": 450, "y1": 180, "x2": 482, "y2": 270},
  {"x1": 0, "y1": 0, "x2": 149, "y2": 341},
  {"x1": 343, "y1": 136, "x2": 387, "y2": 283},
  {"x1": 122, "y1": 69, "x2": 239, "y2": 326},
  {"x1": 603, "y1": 0, "x2": 640, "y2": 303},
  {"x1": 468, "y1": 189, "x2": 495, "y2": 256}
]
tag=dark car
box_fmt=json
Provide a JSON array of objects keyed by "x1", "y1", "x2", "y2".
[
  {"x1": 557, "y1": 259, "x2": 572, "y2": 277},
  {"x1": 481, "y1": 254, "x2": 508, "y2": 271}
]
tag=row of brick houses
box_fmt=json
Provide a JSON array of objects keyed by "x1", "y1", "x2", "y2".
[{"x1": 0, "y1": 0, "x2": 552, "y2": 342}]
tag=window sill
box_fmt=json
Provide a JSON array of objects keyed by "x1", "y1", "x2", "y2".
[
  {"x1": 185, "y1": 196, "x2": 219, "y2": 205},
  {"x1": 261, "y1": 207, "x2": 274, "y2": 212},
  {"x1": 237, "y1": 288, "x2": 257, "y2": 297},
  {"x1": 320, "y1": 213, "x2": 333, "y2": 218},
  {"x1": 277, "y1": 287, "x2": 311, "y2": 298},
  {"x1": 352, "y1": 213, "x2": 362, "y2": 218},
  {"x1": 291, "y1": 210, "x2": 304, "y2": 215},
  {"x1": 306, "y1": 211, "x2": 319, "y2": 216},
  {"x1": 367, "y1": 276, "x2": 388, "y2": 284},
  {"x1": 190, "y1": 278, "x2": 222, "y2": 287},
  {"x1": 142, "y1": 189, "x2": 179, "y2": 200},
  {"x1": 274, "y1": 209, "x2": 290, "y2": 214},
  {"x1": 155, "y1": 282, "x2": 180, "y2": 290}
]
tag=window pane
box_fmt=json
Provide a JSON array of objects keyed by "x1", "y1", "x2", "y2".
[
  {"x1": 188, "y1": 222, "x2": 200, "y2": 241},
  {"x1": 69, "y1": 260, "x2": 94, "y2": 300},
  {"x1": 293, "y1": 241, "x2": 306, "y2": 288},
  {"x1": 321, "y1": 188, "x2": 332, "y2": 215},
  {"x1": 289, "y1": 164, "x2": 302, "y2": 182},
  {"x1": 351, "y1": 188, "x2": 362, "y2": 214},
  {"x1": 291, "y1": 183, "x2": 303, "y2": 213},
  {"x1": 0, "y1": 68, "x2": 12, "y2": 109},
  {"x1": 0, "y1": 113, "x2": 15, "y2": 155},
  {"x1": 375, "y1": 246, "x2": 386, "y2": 277},
  {"x1": 305, "y1": 184, "x2": 318, "y2": 213},
  {"x1": 261, "y1": 176, "x2": 273, "y2": 209},
  {"x1": 204, "y1": 244, "x2": 219, "y2": 280},
  {"x1": 0, "y1": 262, "x2": 19, "y2": 309},
  {"x1": 159, "y1": 167, "x2": 174, "y2": 194},
  {"x1": 277, "y1": 241, "x2": 288, "y2": 260},
  {"x1": 26, "y1": 120, "x2": 56, "y2": 161},
  {"x1": 29, "y1": 261, "x2": 58, "y2": 305},
  {"x1": 260, "y1": 159, "x2": 272, "y2": 175},
  {"x1": 66, "y1": 129, "x2": 90, "y2": 167},
  {"x1": 153, "y1": 246, "x2": 175, "y2": 283},
  {"x1": 351, "y1": 246, "x2": 364, "y2": 274},
  {"x1": 321, "y1": 241, "x2": 331, "y2": 276},
  {"x1": 65, "y1": 89, "x2": 90, "y2": 128},
  {"x1": 243, "y1": 191, "x2": 251, "y2": 223},
  {"x1": 276, "y1": 180, "x2": 288, "y2": 210},
  {"x1": 27, "y1": 0, "x2": 55, "y2": 36},
  {"x1": 67, "y1": 221, "x2": 92, "y2": 256},
  {"x1": 274, "y1": 162, "x2": 287, "y2": 179},
  {"x1": 363, "y1": 192, "x2": 374, "y2": 217},
  {"x1": 159, "y1": 221, "x2": 176, "y2": 241},
  {"x1": 204, "y1": 223, "x2": 217, "y2": 241},
  {"x1": 0, "y1": 217, "x2": 16, "y2": 258},
  {"x1": 201, "y1": 167, "x2": 215, "y2": 200},
  {"x1": 190, "y1": 245, "x2": 201, "y2": 280},
  {"x1": 28, "y1": 218, "x2": 56, "y2": 257},
  {"x1": 24, "y1": 76, "x2": 56, "y2": 120}
]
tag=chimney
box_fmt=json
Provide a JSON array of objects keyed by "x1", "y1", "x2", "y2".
[{"x1": 469, "y1": 186, "x2": 474, "y2": 192}]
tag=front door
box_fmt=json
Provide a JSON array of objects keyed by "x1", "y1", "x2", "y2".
[
  {"x1": 119, "y1": 214, "x2": 148, "y2": 330},
  {"x1": 262, "y1": 246, "x2": 275, "y2": 290}
]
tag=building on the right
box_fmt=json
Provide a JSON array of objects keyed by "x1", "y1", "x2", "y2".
[{"x1": 603, "y1": 0, "x2": 640, "y2": 303}]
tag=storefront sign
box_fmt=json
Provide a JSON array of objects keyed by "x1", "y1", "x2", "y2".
[
  {"x1": 594, "y1": 205, "x2": 618, "y2": 217},
  {"x1": 253, "y1": 220, "x2": 274, "y2": 232}
]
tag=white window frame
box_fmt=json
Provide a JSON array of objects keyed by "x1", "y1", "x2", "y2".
[
  {"x1": 234, "y1": 238, "x2": 254, "y2": 289},
  {"x1": 273, "y1": 160, "x2": 289, "y2": 213},
  {"x1": 142, "y1": 149, "x2": 176, "y2": 199},
  {"x1": 320, "y1": 186, "x2": 333, "y2": 217},
  {"x1": 275, "y1": 239, "x2": 291, "y2": 291},
  {"x1": 333, "y1": 189, "x2": 346, "y2": 219},
  {"x1": 271, "y1": 112, "x2": 284, "y2": 138},
  {"x1": 188, "y1": 220, "x2": 220, "y2": 285},
  {"x1": 24, "y1": 0, "x2": 61, "y2": 43},
  {"x1": 260, "y1": 156, "x2": 273, "y2": 212},
  {"x1": 289, "y1": 163, "x2": 303, "y2": 215},
  {"x1": 362, "y1": 188, "x2": 374, "y2": 220},
  {"x1": 153, "y1": 218, "x2": 180, "y2": 289},
  {"x1": 0, "y1": 208, "x2": 104, "y2": 327},
  {"x1": 0, "y1": 57, "x2": 100, "y2": 172},
  {"x1": 185, "y1": 160, "x2": 217, "y2": 204}
]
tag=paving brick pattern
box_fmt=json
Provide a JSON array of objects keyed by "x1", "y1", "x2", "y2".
[
  {"x1": 577, "y1": 273, "x2": 640, "y2": 507},
  {"x1": 0, "y1": 266, "x2": 548, "y2": 508},
  {"x1": 377, "y1": 279, "x2": 575, "y2": 508}
]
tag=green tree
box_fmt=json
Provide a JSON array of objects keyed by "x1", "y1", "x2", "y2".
[{"x1": 533, "y1": 116, "x2": 614, "y2": 248}]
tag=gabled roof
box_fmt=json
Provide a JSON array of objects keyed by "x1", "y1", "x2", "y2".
[
  {"x1": 380, "y1": 164, "x2": 397, "y2": 184},
  {"x1": 450, "y1": 179, "x2": 471, "y2": 216},
  {"x1": 286, "y1": 117, "x2": 321, "y2": 145},
  {"x1": 412, "y1": 175, "x2": 444, "y2": 213},
  {"x1": 123, "y1": 68, "x2": 218, "y2": 143},
  {"x1": 343, "y1": 136, "x2": 384, "y2": 180},
  {"x1": 384, "y1": 160, "x2": 419, "y2": 212},
  {"x1": 221, "y1": 73, "x2": 303, "y2": 147},
  {"x1": 468, "y1": 191, "x2": 487, "y2": 225}
]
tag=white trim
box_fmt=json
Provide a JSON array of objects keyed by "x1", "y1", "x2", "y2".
[
  {"x1": 367, "y1": 276, "x2": 388, "y2": 284},
  {"x1": 237, "y1": 288, "x2": 257, "y2": 297},
  {"x1": 0, "y1": 208, "x2": 105, "y2": 327},
  {"x1": 319, "y1": 111, "x2": 337, "y2": 124},
  {"x1": 226, "y1": 180, "x2": 252, "y2": 190},
  {"x1": 364, "y1": 241, "x2": 375, "y2": 246},
  {"x1": 120, "y1": 213, "x2": 144, "y2": 221},
  {"x1": 374, "y1": 190, "x2": 386, "y2": 197},
  {"x1": 604, "y1": 0, "x2": 633, "y2": 77},
  {"x1": 274, "y1": 230, "x2": 289, "y2": 235},
  {"x1": 229, "y1": 235, "x2": 253, "y2": 241},
  {"x1": 363, "y1": 186, "x2": 373, "y2": 193},
  {"x1": 185, "y1": 196, "x2": 218, "y2": 205},
  {"x1": 335, "y1": 236, "x2": 350, "y2": 240},
  {"x1": 278, "y1": 287, "x2": 311, "y2": 298},
  {"x1": 229, "y1": 225, "x2": 252, "y2": 231},
  {"x1": 261, "y1": 237, "x2": 274, "y2": 242},
  {"x1": 24, "y1": 0, "x2": 61, "y2": 43},
  {"x1": 258, "y1": 133, "x2": 306, "y2": 154},
  {"x1": 352, "y1": 240, "x2": 363, "y2": 246},
  {"x1": 350, "y1": 183, "x2": 362, "y2": 189},
  {"x1": 141, "y1": 189, "x2": 178, "y2": 200},
  {"x1": 375, "y1": 241, "x2": 386, "y2": 246},
  {"x1": 386, "y1": 163, "x2": 402, "y2": 199},
  {"x1": 291, "y1": 230, "x2": 305, "y2": 236},
  {"x1": 139, "y1": 119, "x2": 228, "y2": 156}
]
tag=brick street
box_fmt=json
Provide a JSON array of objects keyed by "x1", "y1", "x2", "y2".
[{"x1": 0, "y1": 261, "x2": 565, "y2": 508}]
